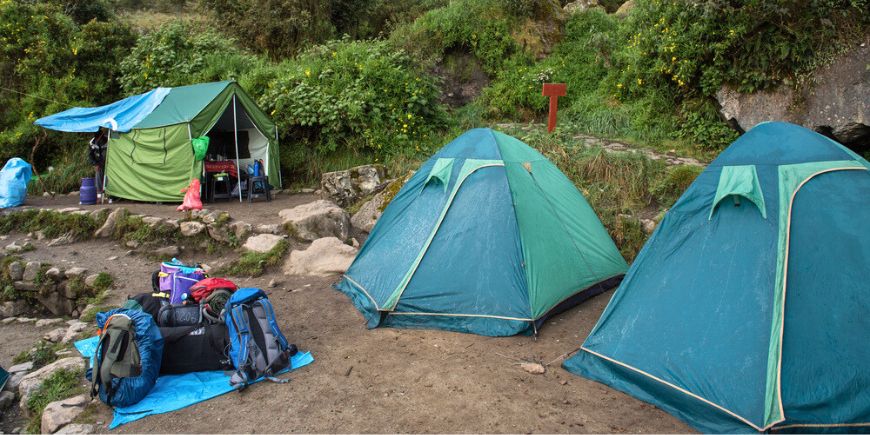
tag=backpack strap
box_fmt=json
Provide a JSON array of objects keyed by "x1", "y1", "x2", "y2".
[{"x1": 228, "y1": 304, "x2": 253, "y2": 389}]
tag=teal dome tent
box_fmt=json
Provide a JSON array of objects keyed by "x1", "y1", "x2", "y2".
[
  {"x1": 336, "y1": 128, "x2": 628, "y2": 336},
  {"x1": 563, "y1": 122, "x2": 870, "y2": 433}
]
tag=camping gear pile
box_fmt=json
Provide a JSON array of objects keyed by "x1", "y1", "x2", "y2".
[{"x1": 88, "y1": 259, "x2": 299, "y2": 411}]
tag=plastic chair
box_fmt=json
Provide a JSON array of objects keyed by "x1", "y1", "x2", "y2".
[
  {"x1": 246, "y1": 175, "x2": 271, "y2": 202},
  {"x1": 209, "y1": 172, "x2": 233, "y2": 202}
]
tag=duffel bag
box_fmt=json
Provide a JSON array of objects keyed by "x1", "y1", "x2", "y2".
[
  {"x1": 156, "y1": 304, "x2": 202, "y2": 327},
  {"x1": 159, "y1": 324, "x2": 232, "y2": 374},
  {"x1": 123, "y1": 292, "x2": 170, "y2": 321}
]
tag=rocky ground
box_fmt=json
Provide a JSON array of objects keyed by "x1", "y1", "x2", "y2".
[{"x1": 0, "y1": 170, "x2": 692, "y2": 434}]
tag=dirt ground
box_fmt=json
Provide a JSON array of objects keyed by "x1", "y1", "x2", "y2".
[{"x1": 0, "y1": 197, "x2": 692, "y2": 434}]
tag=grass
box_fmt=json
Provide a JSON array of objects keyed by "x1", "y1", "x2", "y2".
[
  {"x1": 77, "y1": 272, "x2": 114, "y2": 322},
  {"x1": 13, "y1": 340, "x2": 65, "y2": 368},
  {"x1": 25, "y1": 368, "x2": 86, "y2": 433},
  {"x1": 27, "y1": 146, "x2": 92, "y2": 196},
  {"x1": 218, "y1": 239, "x2": 290, "y2": 277},
  {"x1": 650, "y1": 165, "x2": 704, "y2": 208}
]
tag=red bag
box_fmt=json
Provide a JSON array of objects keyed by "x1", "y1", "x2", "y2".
[
  {"x1": 176, "y1": 179, "x2": 203, "y2": 211},
  {"x1": 189, "y1": 277, "x2": 238, "y2": 303}
]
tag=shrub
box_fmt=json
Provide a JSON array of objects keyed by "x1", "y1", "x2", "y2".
[
  {"x1": 118, "y1": 20, "x2": 256, "y2": 94},
  {"x1": 650, "y1": 164, "x2": 703, "y2": 207},
  {"x1": 25, "y1": 368, "x2": 85, "y2": 433},
  {"x1": 257, "y1": 38, "x2": 447, "y2": 179},
  {"x1": 219, "y1": 239, "x2": 290, "y2": 277}
]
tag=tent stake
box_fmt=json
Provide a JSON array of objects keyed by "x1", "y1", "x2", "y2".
[{"x1": 233, "y1": 94, "x2": 242, "y2": 202}]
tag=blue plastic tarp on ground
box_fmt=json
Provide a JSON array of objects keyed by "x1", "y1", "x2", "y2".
[
  {"x1": 75, "y1": 335, "x2": 314, "y2": 429},
  {"x1": 34, "y1": 88, "x2": 170, "y2": 133},
  {"x1": 0, "y1": 158, "x2": 32, "y2": 209}
]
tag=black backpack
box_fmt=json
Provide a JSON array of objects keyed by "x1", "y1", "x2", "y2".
[{"x1": 159, "y1": 324, "x2": 233, "y2": 374}]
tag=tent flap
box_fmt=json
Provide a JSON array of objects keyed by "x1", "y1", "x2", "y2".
[
  {"x1": 34, "y1": 88, "x2": 170, "y2": 133},
  {"x1": 710, "y1": 165, "x2": 766, "y2": 219}
]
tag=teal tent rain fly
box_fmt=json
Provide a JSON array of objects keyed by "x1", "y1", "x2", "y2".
[{"x1": 563, "y1": 122, "x2": 870, "y2": 433}]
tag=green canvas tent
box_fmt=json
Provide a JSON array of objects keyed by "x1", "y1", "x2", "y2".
[
  {"x1": 336, "y1": 128, "x2": 628, "y2": 336},
  {"x1": 35, "y1": 80, "x2": 280, "y2": 202},
  {"x1": 563, "y1": 122, "x2": 870, "y2": 433}
]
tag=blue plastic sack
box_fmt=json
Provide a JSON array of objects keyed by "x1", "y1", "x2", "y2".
[
  {"x1": 88, "y1": 308, "x2": 164, "y2": 407},
  {"x1": 0, "y1": 158, "x2": 32, "y2": 208}
]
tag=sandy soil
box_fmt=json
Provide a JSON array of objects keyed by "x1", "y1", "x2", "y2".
[{"x1": 0, "y1": 197, "x2": 692, "y2": 434}]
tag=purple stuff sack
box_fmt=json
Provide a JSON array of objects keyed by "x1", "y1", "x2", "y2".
[{"x1": 157, "y1": 259, "x2": 206, "y2": 304}]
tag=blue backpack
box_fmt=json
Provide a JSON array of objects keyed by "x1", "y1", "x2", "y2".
[{"x1": 224, "y1": 288, "x2": 297, "y2": 389}]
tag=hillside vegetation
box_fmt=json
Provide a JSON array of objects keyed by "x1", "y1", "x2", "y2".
[{"x1": 1, "y1": 0, "x2": 866, "y2": 256}]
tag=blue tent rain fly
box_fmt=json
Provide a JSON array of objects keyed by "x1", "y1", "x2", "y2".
[{"x1": 563, "y1": 122, "x2": 870, "y2": 433}]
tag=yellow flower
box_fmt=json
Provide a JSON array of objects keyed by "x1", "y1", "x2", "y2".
[
  {"x1": 403, "y1": 124, "x2": 408, "y2": 129},
  {"x1": 406, "y1": 113, "x2": 412, "y2": 119},
  {"x1": 671, "y1": 56, "x2": 676, "y2": 62},
  {"x1": 616, "y1": 83, "x2": 623, "y2": 89},
  {"x1": 636, "y1": 78, "x2": 643, "y2": 86},
  {"x1": 678, "y1": 80, "x2": 685, "y2": 87}
]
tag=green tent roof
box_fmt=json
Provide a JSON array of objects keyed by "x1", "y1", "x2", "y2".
[{"x1": 134, "y1": 81, "x2": 233, "y2": 129}]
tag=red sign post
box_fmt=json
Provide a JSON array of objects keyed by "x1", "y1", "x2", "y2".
[{"x1": 542, "y1": 83, "x2": 567, "y2": 133}]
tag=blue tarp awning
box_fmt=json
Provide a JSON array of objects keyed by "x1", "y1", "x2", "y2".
[{"x1": 34, "y1": 87, "x2": 170, "y2": 133}]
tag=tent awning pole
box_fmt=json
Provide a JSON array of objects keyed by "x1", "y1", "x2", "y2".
[{"x1": 233, "y1": 94, "x2": 242, "y2": 202}]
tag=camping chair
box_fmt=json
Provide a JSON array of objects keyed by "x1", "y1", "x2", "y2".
[
  {"x1": 246, "y1": 160, "x2": 271, "y2": 203},
  {"x1": 209, "y1": 172, "x2": 233, "y2": 202}
]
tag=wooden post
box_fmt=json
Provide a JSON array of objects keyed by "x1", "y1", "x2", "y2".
[{"x1": 542, "y1": 83, "x2": 566, "y2": 133}]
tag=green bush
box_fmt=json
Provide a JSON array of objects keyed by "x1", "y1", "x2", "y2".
[
  {"x1": 26, "y1": 368, "x2": 85, "y2": 433},
  {"x1": 650, "y1": 164, "x2": 703, "y2": 207},
  {"x1": 257, "y1": 38, "x2": 447, "y2": 179},
  {"x1": 118, "y1": 20, "x2": 258, "y2": 94}
]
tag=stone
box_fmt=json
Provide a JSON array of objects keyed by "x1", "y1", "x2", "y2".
[
  {"x1": 9, "y1": 361, "x2": 34, "y2": 373},
  {"x1": 68, "y1": 191, "x2": 79, "y2": 196},
  {"x1": 13, "y1": 281, "x2": 37, "y2": 292},
  {"x1": 520, "y1": 362, "x2": 546, "y2": 374},
  {"x1": 106, "y1": 256, "x2": 118, "y2": 261},
  {"x1": 641, "y1": 218, "x2": 657, "y2": 235},
  {"x1": 0, "y1": 300, "x2": 28, "y2": 318},
  {"x1": 8, "y1": 260, "x2": 23, "y2": 281},
  {"x1": 564, "y1": 0, "x2": 600, "y2": 14},
  {"x1": 16, "y1": 316, "x2": 36, "y2": 323},
  {"x1": 201, "y1": 211, "x2": 228, "y2": 225},
  {"x1": 62, "y1": 321, "x2": 89, "y2": 344},
  {"x1": 0, "y1": 390, "x2": 13, "y2": 410},
  {"x1": 268, "y1": 279, "x2": 278, "y2": 288},
  {"x1": 180, "y1": 221, "x2": 206, "y2": 237},
  {"x1": 4, "y1": 372, "x2": 24, "y2": 391},
  {"x1": 44, "y1": 327, "x2": 67, "y2": 343},
  {"x1": 206, "y1": 223, "x2": 231, "y2": 243},
  {"x1": 1, "y1": 317, "x2": 16, "y2": 324},
  {"x1": 58, "y1": 207, "x2": 82, "y2": 213},
  {"x1": 153, "y1": 245, "x2": 181, "y2": 258},
  {"x1": 283, "y1": 237, "x2": 358, "y2": 277},
  {"x1": 716, "y1": 43, "x2": 869, "y2": 150},
  {"x1": 34, "y1": 231, "x2": 46, "y2": 240},
  {"x1": 18, "y1": 357, "x2": 85, "y2": 415},
  {"x1": 41, "y1": 394, "x2": 89, "y2": 434},
  {"x1": 36, "y1": 292, "x2": 75, "y2": 317},
  {"x1": 349, "y1": 179, "x2": 399, "y2": 233},
  {"x1": 229, "y1": 221, "x2": 253, "y2": 240},
  {"x1": 94, "y1": 207, "x2": 127, "y2": 238},
  {"x1": 45, "y1": 267, "x2": 64, "y2": 282},
  {"x1": 79, "y1": 304, "x2": 95, "y2": 320},
  {"x1": 242, "y1": 234, "x2": 285, "y2": 254},
  {"x1": 300, "y1": 188, "x2": 315, "y2": 194},
  {"x1": 48, "y1": 233, "x2": 76, "y2": 247},
  {"x1": 84, "y1": 274, "x2": 100, "y2": 288},
  {"x1": 164, "y1": 218, "x2": 180, "y2": 230},
  {"x1": 320, "y1": 164, "x2": 387, "y2": 206},
  {"x1": 35, "y1": 318, "x2": 63, "y2": 327},
  {"x1": 279, "y1": 200, "x2": 351, "y2": 241},
  {"x1": 141, "y1": 216, "x2": 164, "y2": 227},
  {"x1": 23, "y1": 261, "x2": 41, "y2": 282},
  {"x1": 55, "y1": 424, "x2": 96, "y2": 434},
  {"x1": 254, "y1": 223, "x2": 282, "y2": 235},
  {"x1": 5, "y1": 242, "x2": 24, "y2": 253},
  {"x1": 125, "y1": 240, "x2": 140, "y2": 249},
  {"x1": 614, "y1": 0, "x2": 635, "y2": 16},
  {"x1": 64, "y1": 267, "x2": 88, "y2": 280}
]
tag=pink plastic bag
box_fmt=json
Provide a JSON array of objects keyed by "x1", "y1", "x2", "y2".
[{"x1": 176, "y1": 179, "x2": 202, "y2": 211}]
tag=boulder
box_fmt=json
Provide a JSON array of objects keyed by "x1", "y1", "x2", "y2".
[
  {"x1": 55, "y1": 424, "x2": 96, "y2": 434},
  {"x1": 254, "y1": 223, "x2": 282, "y2": 235},
  {"x1": 564, "y1": 0, "x2": 601, "y2": 13},
  {"x1": 35, "y1": 318, "x2": 63, "y2": 328},
  {"x1": 242, "y1": 234, "x2": 285, "y2": 254},
  {"x1": 141, "y1": 216, "x2": 164, "y2": 227},
  {"x1": 22, "y1": 261, "x2": 41, "y2": 282},
  {"x1": 716, "y1": 43, "x2": 869, "y2": 150},
  {"x1": 36, "y1": 292, "x2": 74, "y2": 317},
  {"x1": 83, "y1": 274, "x2": 100, "y2": 288},
  {"x1": 283, "y1": 237, "x2": 358, "y2": 277},
  {"x1": 125, "y1": 240, "x2": 140, "y2": 249},
  {"x1": 4, "y1": 372, "x2": 24, "y2": 392},
  {"x1": 154, "y1": 245, "x2": 180, "y2": 258},
  {"x1": 18, "y1": 357, "x2": 85, "y2": 414},
  {"x1": 62, "y1": 321, "x2": 89, "y2": 344},
  {"x1": 45, "y1": 267, "x2": 63, "y2": 282},
  {"x1": 164, "y1": 218, "x2": 180, "y2": 230},
  {"x1": 5, "y1": 242, "x2": 26, "y2": 253},
  {"x1": 0, "y1": 390, "x2": 13, "y2": 411},
  {"x1": 614, "y1": 0, "x2": 635, "y2": 16},
  {"x1": 64, "y1": 267, "x2": 88, "y2": 280},
  {"x1": 41, "y1": 394, "x2": 89, "y2": 434},
  {"x1": 8, "y1": 261, "x2": 23, "y2": 281},
  {"x1": 44, "y1": 327, "x2": 67, "y2": 343},
  {"x1": 13, "y1": 281, "x2": 37, "y2": 292},
  {"x1": 94, "y1": 208, "x2": 127, "y2": 238},
  {"x1": 9, "y1": 361, "x2": 34, "y2": 373},
  {"x1": 350, "y1": 179, "x2": 401, "y2": 233},
  {"x1": 206, "y1": 224, "x2": 231, "y2": 243},
  {"x1": 510, "y1": 0, "x2": 566, "y2": 59},
  {"x1": 179, "y1": 221, "x2": 206, "y2": 237},
  {"x1": 229, "y1": 221, "x2": 253, "y2": 240},
  {"x1": 321, "y1": 164, "x2": 386, "y2": 206},
  {"x1": 279, "y1": 200, "x2": 350, "y2": 241},
  {"x1": 0, "y1": 300, "x2": 28, "y2": 318},
  {"x1": 47, "y1": 233, "x2": 76, "y2": 247}
]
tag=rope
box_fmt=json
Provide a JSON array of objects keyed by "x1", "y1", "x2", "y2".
[{"x1": 0, "y1": 85, "x2": 68, "y2": 105}]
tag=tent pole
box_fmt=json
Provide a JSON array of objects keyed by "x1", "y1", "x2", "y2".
[{"x1": 233, "y1": 94, "x2": 242, "y2": 202}]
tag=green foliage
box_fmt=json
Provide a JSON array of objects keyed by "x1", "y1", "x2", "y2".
[
  {"x1": 390, "y1": 0, "x2": 529, "y2": 74},
  {"x1": 0, "y1": 0, "x2": 135, "y2": 165},
  {"x1": 119, "y1": 20, "x2": 256, "y2": 93},
  {"x1": 92, "y1": 272, "x2": 114, "y2": 293},
  {"x1": 257, "y1": 38, "x2": 447, "y2": 179},
  {"x1": 14, "y1": 340, "x2": 64, "y2": 368},
  {"x1": 28, "y1": 146, "x2": 93, "y2": 195},
  {"x1": 651, "y1": 165, "x2": 703, "y2": 207},
  {"x1": 218, "y1": 239, "x2": 290, "y2": 277},
  {"x1": 26, "y1": 368, "x2": 86, "y2": 433},
  {"x1": 0, "y1": 209, "x2": 100, "y2": 241}
]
